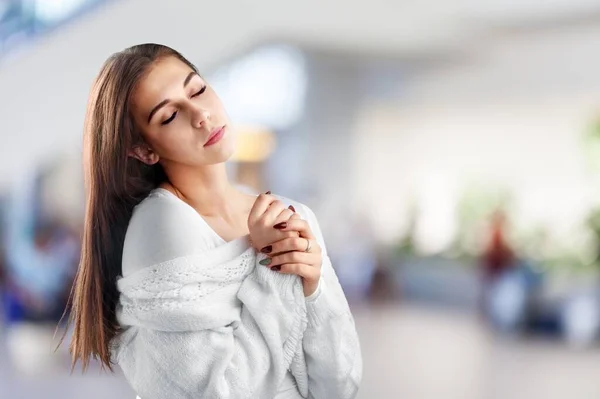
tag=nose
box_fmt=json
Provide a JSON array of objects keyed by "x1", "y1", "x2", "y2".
[{"x1": 190, "y1": 104, "x2": 211, "y2": 128}]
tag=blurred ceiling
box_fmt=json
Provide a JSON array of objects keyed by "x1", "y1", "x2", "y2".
[
  {"x1": 259, "y1": 0, "x2": 600, "y2": 57},
  {"x1": 2, "y1": 0, "x2": 600, "y2": 67},
  {"x1": 0, "y1": 0, "x2": 599, "y2": 188}
]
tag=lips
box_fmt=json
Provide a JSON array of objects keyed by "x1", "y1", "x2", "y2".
[{"x1": 204, "y1": 126, "x2": 225, "y2": 147}]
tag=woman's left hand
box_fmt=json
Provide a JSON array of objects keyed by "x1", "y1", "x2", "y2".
[{"x1": 259, "y1": 214, "x2": 322, "y2": 297}]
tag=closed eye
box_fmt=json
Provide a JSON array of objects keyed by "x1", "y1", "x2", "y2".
[
  {"x1": 160, "y1": 86, "x2": 206, "y2": 125},
  {"x1": 161, "y1": 111, "x2": 177, "y2": 125},
  {"x1": 192, "y1": 86, "x2": 207, "y2": 98}
]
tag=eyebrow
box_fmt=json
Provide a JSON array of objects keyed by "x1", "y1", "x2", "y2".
[{"x1": 147, "y1": 71, "x2": 199, "y2": 123}]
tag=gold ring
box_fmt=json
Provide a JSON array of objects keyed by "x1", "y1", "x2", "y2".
[{"x1": 304, "y1": 238, "x2": 312, "y2": 253}]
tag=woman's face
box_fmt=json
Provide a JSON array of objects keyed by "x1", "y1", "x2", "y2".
[{"x1": 129, "y1": 56, "x2": 235, "y2": 168}]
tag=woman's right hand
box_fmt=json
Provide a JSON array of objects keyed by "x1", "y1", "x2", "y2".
[{"x1": 248, "y1": 192, "x2": 298, "y2": 252}]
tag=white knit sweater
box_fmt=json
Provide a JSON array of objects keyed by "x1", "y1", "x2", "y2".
[{"x1": 111, "y1": 189, "x2": 362, "y2": 399}]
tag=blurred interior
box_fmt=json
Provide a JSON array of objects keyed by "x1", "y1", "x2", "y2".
[{"x1": 3, "y1": 0, "x2": 600, "y2": 398}]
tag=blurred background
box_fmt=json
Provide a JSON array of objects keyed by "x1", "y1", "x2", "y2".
[{"x1": 2, "y1": 0, "x2": 600, "y2": 398}]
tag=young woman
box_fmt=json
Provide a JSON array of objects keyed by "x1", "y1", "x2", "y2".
[{"x1": 66, "y1": 43, "x2": 362, "y2": 399}]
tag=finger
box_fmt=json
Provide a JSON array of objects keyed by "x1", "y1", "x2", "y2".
[
  {"x1": 267, "y1": 251, "x2": 318, "y2": 267},
  {"x1": 303, "y1": 238, "x2": 321, "y2": 254},
  {"x1": 266, "y1": 212, "x2": 301, "y2": 244},
  {"x1": 274, "y1": 218, "x2": 315, "y2": 239},
  {"x1": 287, "y1": 213, "x2": 302, "y2": 236},
  {"x1": 268, "y1": 237, "x2": 320, "y2": 255},
  {"x1": 266, "y1": 230, "x2": 301, "y2": 248},
  {"x1": 275, "y1": 230, "x2": 301, "y2": 242},
  {"x1": 265, "y1": 236, "x2": 308, "y2": 255},
  {"x1": 276, "y1": 263, "x2": 320, "y2": 280},
  {"x1": 249, "y1": 193, "x2": 277, "y2": 223},
  {"x1": 289, "y1": 213, "x2": 301, "y2": 220},
  {"x1": 272, "y1": 208, "x2": 295, "y2": 226},
  {"x1": 262, "y1": 200, "x2": 286, "y2": 225}
]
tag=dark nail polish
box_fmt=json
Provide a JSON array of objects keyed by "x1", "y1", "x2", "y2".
[
  {"x1": 260, "y1": 245, "x2": 272, "y2": 254},
  {"x1": 288, "y1": 205, "x2": 296, "y2": 212},
  {"x1": 265, "y1": 190, "x2": 272, "y2": 195},
  {"x1": 272, "y1": 266, "x2": 281, "y2": 272},
  {"x1": 259, "y1": 258, "x2": 272, "y2": 266},
  {"x1": 273, "y1": 222, "x2": 287, "y2": 229}
]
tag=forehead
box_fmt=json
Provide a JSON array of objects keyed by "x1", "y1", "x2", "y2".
[{"x1": 132, "y1": 56, "x2": 194, "y2": 111}]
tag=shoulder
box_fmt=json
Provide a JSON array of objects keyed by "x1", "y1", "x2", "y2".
[
  {"x1": 128, "y1": 189, "x2": 197, "y2": 231},
  {"x1": 121, "y1": 189, "x2": 212, "y2": 276}
]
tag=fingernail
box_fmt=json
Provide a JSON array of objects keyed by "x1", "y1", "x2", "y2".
[
  {"x1": 272, "y1": 266, "x2": 281, "y2": 272},
  {"x1": 273, "y1": 222, "x2": 287, "y2": 229},
  {"x1": 259, "y1": 258, "x2": 272, "y2": 266},
  {"x1": 260, "y1": 245, "x2": 272, "y2": 254},
  {"x1": 288, "y1": 205, "x2": 296, "y2": 212},
  {"x1": 265, "y1": 190, "x2": 271, "y2": 195}
]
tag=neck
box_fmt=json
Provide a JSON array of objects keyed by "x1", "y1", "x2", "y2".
[{"x1": 162, "y1": 162, "x2": 240, "y2": 217}]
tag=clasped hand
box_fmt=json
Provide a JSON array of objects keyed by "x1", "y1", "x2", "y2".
[{"x1": 247, "y1": 192, "x2": 322, "y2": 297}]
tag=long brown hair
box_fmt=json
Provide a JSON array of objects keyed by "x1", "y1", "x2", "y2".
[{"x1": 65, "y1": 44, "x2": 198, "y2": 371}]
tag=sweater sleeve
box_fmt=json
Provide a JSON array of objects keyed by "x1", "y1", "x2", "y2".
[{"x1": 298, "y1": 204, "x2": 363, "y2": 399}]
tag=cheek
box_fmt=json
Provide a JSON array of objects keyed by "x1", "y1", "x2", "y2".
[
  {"x1": 140, "y1": 126, "x2": 176, "y2": 155},
  {"x1": 137, "y1": 128, "x2": 160, "y2": 150},
  {"x1": 160, "y1": 123, "x2": 205, "y2": 153},
  {"x1": 207, "y1": 94, "x2": 226, "y2": 116}
]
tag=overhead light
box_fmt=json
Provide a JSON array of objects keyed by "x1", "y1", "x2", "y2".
[
  {"x1": 210, "y1": 45, "x2": 307, "y2": 131},
  {"x1": 34, "y1": 0, "x2": 92, "y2": 24}
]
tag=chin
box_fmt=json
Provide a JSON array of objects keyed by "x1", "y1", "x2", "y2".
[{"x1": 207, "y1": 142, "x2": 236, "y2": 164}]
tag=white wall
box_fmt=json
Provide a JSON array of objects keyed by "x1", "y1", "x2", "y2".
[{"x1": 352, "y1": 23, "x2": 600, "y2": 250}]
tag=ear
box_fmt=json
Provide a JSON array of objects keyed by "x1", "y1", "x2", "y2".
[{"x1": 128, "y1": 145, "x2": 160, "y2": 165}]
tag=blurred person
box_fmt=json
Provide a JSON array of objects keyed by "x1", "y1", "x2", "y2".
[
  {"x1": 479, "y1": 209, "x2": 516, "y2": 321},
  {"x1": 1, "y1": 175, "x2": 78, "y2": 375},
  {"x1": 1, "y1": 176, "x2": 78, "y2": 324},
  {"x1": 4, "y1": 221, "x2": 77, "y2": 322},
  {"x1": 64, "y1": 44, "x2": 362, "y2": 399}
]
